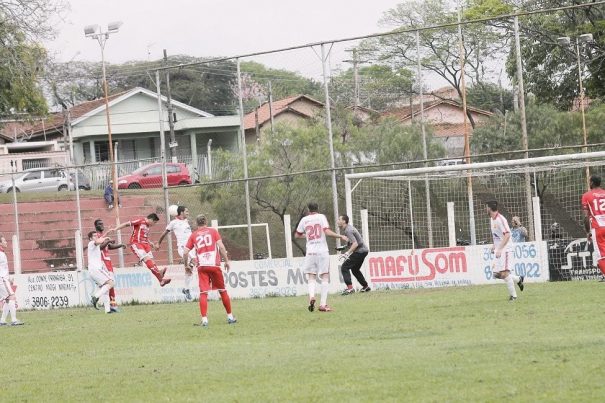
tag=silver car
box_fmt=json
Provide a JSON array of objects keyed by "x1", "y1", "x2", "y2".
[{"x1": 0, "y1": 168, "x2": 71, "y2": 193}]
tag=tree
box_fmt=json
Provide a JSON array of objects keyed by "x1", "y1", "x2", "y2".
[
  {"x1": 330, "y1": 64, "x2": 415, "y2": 111},
  {"x1": 0, "y1": 23, "x2": 47, "y2": 115},
  {"x1": 0, "y1": 0, "x2": 65, "y2": 116},
  {"x1": 360, "y1": 0, "x2": 507, "y2": 126},
  {"x1": 467, "y1": 82, "x2": 514, "y2": 113},
  {"x1": 470, "y1": 103, "x2": 588, "y2": 159},
  {"x1": 236, "y1": 61, "x2": 323, "y2": 115},
  {"x1": 468, "y1": 0, "x2": 605, "y2": 108}
]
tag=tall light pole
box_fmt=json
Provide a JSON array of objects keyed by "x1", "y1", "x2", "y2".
[
  {"x1": 557, "y1": 33, "x2": 593, "y2": 187},
  {"x1": 84, "y1": 21, "x2": 124, "y2": 266}
]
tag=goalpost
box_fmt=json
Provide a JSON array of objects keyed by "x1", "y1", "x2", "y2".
[
  {"x1": 211, "y1": 220, "x2": 273, "y2": 259},
  {"x1": 345, "y1": 151, "x2": 605, "y2": 252}
]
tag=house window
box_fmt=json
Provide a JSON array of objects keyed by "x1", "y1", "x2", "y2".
[
  {"x1": 22, "y1": 158, "x2": 50, "y2": 170},
  {"x1": 94, "y1": 141, "x2": 109, "y2": 162}
]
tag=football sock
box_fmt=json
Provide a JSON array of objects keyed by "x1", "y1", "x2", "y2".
[
  {"x1": 103, "y1": 295, "x2": 111, "y2": 313},
  {"x1": 109, "y1": 288, "x2": 116, "y2": 306},
  {"x1": 145, "y1": 260, "x2": 163, "y2": 282},
  {"x1": 0, "y1": 302, "x2": 8, "y2": 322},
  {"x1": 510, "y1": 274, "x2": 520, "y2": 283},
  {"x1": 201, "y1": 316, "x2": 208, "y2": 325},
  {"x1": 94, "y1": 284, "x2": 111, "y2": 299},
  {"x1": 219, "y1": 290, "x2": 232, "y2": 314},
  {"x1": 308, "y1": 279, "x2": 316, "y2": 300},
  {"x1": 184, "y1": 272, "x2": 192, "y2": 290},
  {"x1": 505, "y1": 275, "x2": 517, "y2": 298},
  {"x1": 8, "y1": 300, "x2": 17, "y2": 322},
  {"x1": 320, "y1": 279, "x2": 329, "y2": 306},
  {"x1": 598, "y1": 259, "x2": 605, "y2": 276},
  {"x1": 199, "y1": 293, "x2": 208, "y2": 316},
  {"x1": 227, "y1": 313, "x2": 234, "y2": 321}
]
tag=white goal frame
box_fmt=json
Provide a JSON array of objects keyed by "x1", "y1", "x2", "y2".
[{"x1": 345, "y1": 150, "x2": 605, "y2": 248}]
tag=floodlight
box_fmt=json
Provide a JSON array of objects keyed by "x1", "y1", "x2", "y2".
[
  {"x1": 84, "y1": 24, "x2": 100, "y2": 37},
  {"x1": 107, "y1": 21, "x2": 123, "y2": 33},
  {"x1": 557, "y1": 36, "x2": 571, "y2": 46},
  {"x1": 579, "y1": 33, "x2": 593, "y2": 43}
]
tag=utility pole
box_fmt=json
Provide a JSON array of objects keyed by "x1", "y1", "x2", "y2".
[
  {"x1": 514, "y1": 15, "x2": 535, "y2": 240},
  {"x1": 343, "y1": 48, "x2": 365, "y2": 108},
  {"x1": 268, "y1": 81, "x2": 275, "y2": 135},
  {"x1": 163, "y1": 49, "x2": 178, "y2": 163}
]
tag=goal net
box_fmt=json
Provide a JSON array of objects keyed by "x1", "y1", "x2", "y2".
[{"x1": 345, "y1": 151, "x2": 605, "y2": 252}]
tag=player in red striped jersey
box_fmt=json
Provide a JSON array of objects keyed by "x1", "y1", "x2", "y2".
[
  {"x1": 581, "y1": 175, "x2": 605, "y2": 278},
  {"x1": 184, "y1": 214, "x2": 235, "y2": 327},
  {"x1": 486, "y1": 201, "x2": 524, "y2": 301},
  {"x1": 111, "y1": 213, "x2": 171, "y2": 287}
]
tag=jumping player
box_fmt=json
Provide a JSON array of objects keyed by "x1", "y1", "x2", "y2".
[
  {"x1": 581, "y1": 175, "x2": 605, "y2": 278},
  {"x1": 486, "y1": 201, "x2": 524, "y2": 301},
  {"x1": 295, "y1": 202, "x2": 343, "y2": 312},
  {"x1": 0, "y1": 234, "x2": 23, "y2": 326},
  {"x1": 156, "y1": 206, "x2": 195, "y2": 300},
  {"x1": 95, "y1": 219, "x2": 125, "y2": 311},
  {"x1": 87, "y1": 231, "x2": 116, "y2": 313},
  {"x1": 111, "y1": 213, "x2": 171, "y2": 287},
  {"x1": 183, "y1": 214, "x2": 235, "y2": 327}
]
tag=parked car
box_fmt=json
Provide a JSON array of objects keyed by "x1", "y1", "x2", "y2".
[
  {"x1": 0, "y1": 168, "x2": 71, "y2": 193},
  {"x1": 117, "y1": 163, "x2": 192, "y2": 189},
  {"x1": 69, "y1": 170, "x2": 91, "y2": 190}
]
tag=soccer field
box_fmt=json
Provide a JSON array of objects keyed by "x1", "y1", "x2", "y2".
[{"x1": 1, "y1": 282, "x2": 604, "y2": 402}]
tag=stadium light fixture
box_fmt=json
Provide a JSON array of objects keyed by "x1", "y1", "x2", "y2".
[{"x1": 84, "y1": 21, "x2": 125, "y2": 266}]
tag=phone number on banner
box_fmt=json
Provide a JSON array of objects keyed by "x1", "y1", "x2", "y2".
[{"x1": 482, "y1": 244, "x2": 542, "y2": 280}]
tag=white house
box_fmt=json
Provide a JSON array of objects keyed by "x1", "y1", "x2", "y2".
[{"x1": 1, "y1": 87, "x2": 241, "y2": 177}]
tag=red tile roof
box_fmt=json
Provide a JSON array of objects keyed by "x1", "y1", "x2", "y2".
[
  {"x1": 383, "y1": 99, "x2": 493, "y2": 122},
  {"x1": 243, "y1": 94, "x2": 323, "y2": 130},
  {"x1": 0, "y1": 90, "x2": 130, "y2": 140}
]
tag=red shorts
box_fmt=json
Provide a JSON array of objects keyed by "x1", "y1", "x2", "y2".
[
  {"x1": 592, "y1": 227, "x2": 605, "y2": 260},
  {"x1": 198, "y1": 266, "x2": 225, "y2": 292},
  {"x1": 130, "y1": 243, "x2": 153, "y2": 261}
]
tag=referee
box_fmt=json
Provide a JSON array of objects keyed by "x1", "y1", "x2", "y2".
[{"x1": 337, "y1": 215, "x2": 371, "y2": 295}]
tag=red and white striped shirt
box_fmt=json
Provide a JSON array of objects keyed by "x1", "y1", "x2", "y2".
[{"x1": 129, "y1": 218, "x2": 150, "y2": 245}]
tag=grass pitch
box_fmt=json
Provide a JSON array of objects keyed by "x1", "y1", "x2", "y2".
[{"x1": 1, "y1": 282, "x2": 604, "y2": 402}]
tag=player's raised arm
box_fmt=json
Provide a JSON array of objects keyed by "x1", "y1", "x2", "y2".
[
  {"x1": 155, "y1": 229, "x2": 170, "y2": 250},
  {"x1": 110, "y1": 221, "x2": 131, "y2": 233}
]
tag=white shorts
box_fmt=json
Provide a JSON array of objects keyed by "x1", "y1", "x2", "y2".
[
  {"x1": 177, "y1": 246, "x2": 196, "y2": 260},
  {"x1": 89, "y1": 266, "x2": 114, "y2": 286},
  {"x1": 492, "y1": 250, "x2": 511, "y2": 273},
  {"x1": 0, "y1": 276, "x2": 14, "y2": 301},
  {"x1": 303, "y1": 254, "x2": 330, "y2": 276}
]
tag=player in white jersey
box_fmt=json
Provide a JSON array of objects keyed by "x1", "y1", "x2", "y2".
[
  {"x1": 156, "y1": 206, "x2": 196, "y2": 300},
  {"x1": 295, "y1": 202, "x2": 343, "y2": 312},
  {"x1": 87, "y1": 231, "x2": 116, "y2": 313},
  {"x1": 486, "y1": 201, "x2": 525, "y2": 301},
  {"x1": 0, "y1": 234, "x2": 23, "y2": 326}
]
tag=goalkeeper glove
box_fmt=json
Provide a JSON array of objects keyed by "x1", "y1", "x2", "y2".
[{"x1": 338, "y1": 252, "x2": 351, "y2": 263}]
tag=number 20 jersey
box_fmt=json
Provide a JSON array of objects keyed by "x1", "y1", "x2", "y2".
[
  {"x1": 296, "y1": 213, "x2": 330, "y2": 254},
  {"x1": 185, "y1": 227, "x2": 222, "y2": 267}
]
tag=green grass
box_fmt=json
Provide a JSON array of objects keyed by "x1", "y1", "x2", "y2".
[{"x1": 1, "y1": 282, "x2": 604, "y2": 402}]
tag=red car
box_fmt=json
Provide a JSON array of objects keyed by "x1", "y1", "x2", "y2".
[{"x1": 117, "y1": 163, "x2": 192, "y2": 189}]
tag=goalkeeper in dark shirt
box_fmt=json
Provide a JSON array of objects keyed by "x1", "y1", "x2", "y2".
[{"x1": 336, "y1": 215, "x2": 371, "y2": 295}]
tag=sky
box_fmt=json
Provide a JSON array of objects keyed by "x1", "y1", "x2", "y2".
[{"x1": 46, "y1": 0, "x2": 405, "y2": 78}]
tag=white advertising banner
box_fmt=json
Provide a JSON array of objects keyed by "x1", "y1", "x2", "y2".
[
  {"x1": 365, "y1": 241, "x2": 549, "y2": 289},
  {"x1": 12, "y1": 241, "x2": 549, "y2": 310},
  {"x1": 14, "y1": 271, "x2": 82, "y2": 310}
]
